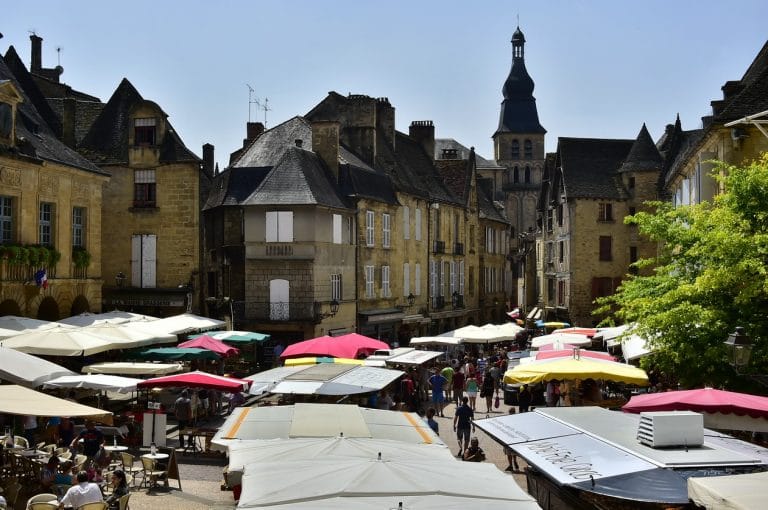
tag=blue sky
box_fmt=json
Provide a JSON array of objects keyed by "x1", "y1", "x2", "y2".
[{"x1": 4, "y1": 1, "x2": 767, "y2": 169}]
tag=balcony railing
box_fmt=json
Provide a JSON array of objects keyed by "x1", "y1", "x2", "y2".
[
  {"x1": 243, "y1": 300, "x2": 316, "y2": 322},
  {"x1": 432, "y1": 295, "x2": 445, "y2": 309},
  {"x1": 453, "y1": 242, "x2": 464, "y2": 255},
  {"x1": 433, "y1": 240, "x2": 445, "y2": 254}
]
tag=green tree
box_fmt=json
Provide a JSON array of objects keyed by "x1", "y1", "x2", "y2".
[{"x1": 596, "y1": 154, "x2": 768, "y2": 391}]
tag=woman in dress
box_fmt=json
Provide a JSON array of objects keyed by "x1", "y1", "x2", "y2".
[{"x1": 481, "y1": 369, "x2": 496, "y2": 413}]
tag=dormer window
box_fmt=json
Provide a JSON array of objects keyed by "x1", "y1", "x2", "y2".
[{"x1": 134, "y1": 117, "x2": 157, "y2": 146}]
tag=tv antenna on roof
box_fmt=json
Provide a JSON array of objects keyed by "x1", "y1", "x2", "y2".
[{"x1": 246, "y1": 84, "x2": 272, "y2": 127}]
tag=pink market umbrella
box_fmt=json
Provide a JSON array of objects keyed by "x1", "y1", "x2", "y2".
[
  {"x1": 280, "y1": 333, "x2": 389, "y2": 360},
  {"x1": 178, "y1": 335, "x2": 240, "y2": 357},
  {"x1": 137, "y1": 371, "x2": 250, "y2": 392},
  {"x1": 535, "y1": 350, "x2": 616, "y2": 362}
]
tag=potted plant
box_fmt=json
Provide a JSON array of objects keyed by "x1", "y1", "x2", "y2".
[{"x1": 72, "y1": 247, "x2": 91, "y2": 269}]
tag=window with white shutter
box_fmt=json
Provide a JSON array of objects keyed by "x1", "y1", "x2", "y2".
[
  {"x1": 365, "y1": 265, "x2": 375, "y2": 298},
  {"x1": 415, "y1": 208, "x2": 422, "y2": 241},
  {"x1": 382, "y1": 213, "x2": 391, "y2": 248},
  {"x1": 332, "y1": 214, "x2": 342, "y2": 244},
  {"x1": 330, "y1": 273, "x2": 342, "y2": 301},
  {"x1": 403, "y1": 206, "x2": 410, "y2": 240},
  {"x1": 459, "y1": 261, "x2": 465, "y2": 296},
  {"x1": 415, "y1": 263, "x2": 421, "y2": 296},
  {"x1": 403, "y1": 263, "x2": 410, "y2": 296},
  {"x1": 430, "y1": 260, "x2": 436, "y2": 300},
  {"x1": 449, "y1": 261, "x2": 456, "y2": 296},
  {"x1": 381, "y1": 265, "x2": 391, "y2": 297},
  {"x1": 266, "y1": 211, "x2": 293, "y2": 242},
  {"x1": 131, "y1": 234, "x2": 157, "y2": 288},
  {"x1": 366, "y1": 211, "x2": 375, "y2": 247}
]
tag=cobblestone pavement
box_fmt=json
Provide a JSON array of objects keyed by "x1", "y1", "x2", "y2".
[{"x1": 126, "y1": 397, "x2": 530, "y2": 509}]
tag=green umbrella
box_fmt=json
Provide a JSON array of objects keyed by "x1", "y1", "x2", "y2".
[
  {"x1": 137, "y1": 347, "x2": 221, "y2": 361},
  {"x1": 189, "y1": 330, "x2": 271, "y2": 344}
]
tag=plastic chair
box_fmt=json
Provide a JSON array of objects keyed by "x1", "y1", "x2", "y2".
[
  {"x1": 76, "y1": 503, "x2": 108, "y2": 510},
  {"x1": 140, "y1": 456, "x2": 167, "y2": 489},
  {"x1": 119, "y1": 453, "x2": 142, "y2": 487},
  {"x1": 118, "y1": 493, "x2": 131, "y2": 510}
]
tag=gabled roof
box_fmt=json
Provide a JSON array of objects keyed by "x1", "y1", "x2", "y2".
[
  {"x1": 233, "y1": 116, "x2": 312, "y2": 168},
  {"x1": 436, "y1": 158, "x2": 472, "y2": 206},
  {"x1": 3, "y1": 46, "x2": 62, "y2": 137},
  {"x1": 435, "y1": 138, "x2": 499, "y2": 168},
  {"x1": 557, "y1": 138, "x2": 634, "y2": 200},
  {"x1": 477, "y1": 178, "x2": 508, "y2": 224},
  {"x1": 203, "y1": 166, "x2": 271, "y2": 210},
  {"x1": 619, "y1": 124, "x2": 663, "y2": 173},
  {"x1": 0, "y1": 51, "x2": 106, "y2": 175},
  {"x1": 242, "y1": 146, "x2": 348, "y2": 209},
  {"x1": 79, "y1": 78, "x2": 198, "y2": 164}
]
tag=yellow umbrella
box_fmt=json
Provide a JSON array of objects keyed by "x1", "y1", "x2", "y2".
[
  {"x1": 503, "y1": 357, "x2": 649, "y2": 386},
  {"x1": 284, "y1": 357, "x2": 366, "y2": 366}
]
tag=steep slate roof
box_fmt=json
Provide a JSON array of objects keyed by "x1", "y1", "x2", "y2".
[
  {"x1": 3, "y1": 46, "x2": 62, "y2": 137},
  {"x1": 242, "y1": 146, "x2": 348, "y2": 208},
  {"x1": 203, "y1": 166, "x2": 271, "y2": 210},
  {"x1": 620, "y1": 124, "x2": 663, "y2": 173},
  {"x1": 0, "y1": 51, "x2": 105, "y2": 175},
  {"x1": 714, "y1": 64, "x2": 768, "y2": 122},
  {"x1": 78, "y1": 78, "x2": 198, "y2": 165},
  {"x1": 557, "y1": 138, "x2": 634, "y2": 200},
  {"x1": 435, "y1": 138, "x2": 500, "y2": 168},
  {"x1": 436, "y1": 158, "x2": 472, "y2": 205},
  {"x1": 477, "y1": 178, "x2": 508, "y2": 223}
]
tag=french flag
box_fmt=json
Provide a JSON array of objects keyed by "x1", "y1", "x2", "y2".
[{"x1": 34, "y1": 269, "x2": 48, "y2": 289}]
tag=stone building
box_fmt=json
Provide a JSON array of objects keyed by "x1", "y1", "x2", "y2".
[
  {"x1": 0, "y1": 48, "x2": 109, "y2": 319},
  {"x1": 662, "y1": 40, "x2": 768, "y2": 205},
  {"x1": 537, "y1": 125, "x2": 662, "y2": 326}
]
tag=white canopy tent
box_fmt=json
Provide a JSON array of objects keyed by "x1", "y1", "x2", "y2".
[
  {"x1": 0, "y1": 385, "x2": 113, "y2": 424},
  {"x1": 58, "y1": 311, "x2": 159, "y2": 327},
  {"x1": 530, "y1": 332, "x2": 593, "y2": 349},
  {"x1": 688, "y1": 471, "x2": 768, "y2": 510},
  {"x1": 0, "y1": 315, "x2": 63, "y2": 332},
  {"x1": 409, "y1": 336, "x2": 462, "y2": 346},
  {"x1": 440, "y1": 324, "x2": 511, "y2": 344},
  {"x1": 0, "y1": 325, "x2": 127, "y2": 356},
  {"x1": 82, "y1": 362, "x2": 185, "y2": 376},
  {"x1": 237, "y1": 456, "x2": 540, "y2": 509},
  {"x1": 0, "y1": 346, "x2": 75, "y2": 387},
  {"x1": 42, "y1": 374, "x2": 144, "y2": 394},
  {"x1": 78, "y1": 322, "x2": 176, "y2": 349},
  {"x1": 127, "y1": 313, "x2": 224, "y2": 335}
]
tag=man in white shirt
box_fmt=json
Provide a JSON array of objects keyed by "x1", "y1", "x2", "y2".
[{"x1": 59, "y1": 471, "x2": 103, "y2": 509}]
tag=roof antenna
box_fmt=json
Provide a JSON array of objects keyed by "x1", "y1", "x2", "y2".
[
  {"x1": 254, "y1": 97, "x2": 272, "y2": 128},
  {"x1": 246, "y1": 84, "x2": 256, "y2": 123}
]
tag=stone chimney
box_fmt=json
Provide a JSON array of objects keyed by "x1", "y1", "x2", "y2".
[
  {"x1": 202, "y1": 143, "x2": 215, "y2": 178},
  {"x1": 311, "y1": 120, "x2": 340, "y2": 182},
  {"x1": 243, "y1": 122, "x2": 264, "y2": 148},
  {"x1": 30, "y1": 34, "x2": 42, "y2": 73},
  {"x1": 409, "y1": 121, "x2": 435, "y2": 161},
  {"x1": 376, "y1": 97, "x2": 395, "y2": 150},
  {"x1": 61, "y1": 97, "x2": 76, "y2": 147}
]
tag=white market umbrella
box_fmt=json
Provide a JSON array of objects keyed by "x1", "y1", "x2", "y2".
[
  {"x1": 0, "y1": 385, "x2": 113, "y2": 424},
  {"x1": 238, "y1": 457, "x2": 540, "y2": 509},
  {"x1": 409, "y1": 336, "x2": 463, "y2": 346},
  {"x1": 0, "y1": 315, "x2": 67, "y2": 332},
  {"x1": 440, "y1": 324, "x2": 504, "y2": 343},
  {"x1": 79, "y1": 322, "x2": 176, "y2": 349},
  {"x1": 42, "y1": 374, "x2": 144, "y2": 394},
  {"x1": 531, "y1": 331, "x2": 593, "y2": 349},
  {"x1": 134, "y1": 313, "x2": 225, "y2": 335},
  {"x1": 0, "y1": 325, "x2": 123, "y2": 356},
  {"x1": 0, "y1": 346, "x2": 75, "y2": 387},
  {"x1": 488, "y1": 322, "x2": 524, "y2": 338},
  {"x1": 82, "y1": 362, "x2": 185, "y2": 376}
]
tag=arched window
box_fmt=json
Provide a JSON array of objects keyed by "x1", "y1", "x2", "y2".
[
  {"x1": 511, "y1": 140, "x2": 520, "y2": 159},
  {"x1": 269, "y1": 279, "x2": 289, "y2": 320},
  {"x1": 524, "y1": 166, "x2": 531, "y2": 183},
  {"x1": 513, "y1": 166, "x2": 520, "y2": 183},
  {"x1": 524, "y1": 139, "x2": 532, "y2": 158}
]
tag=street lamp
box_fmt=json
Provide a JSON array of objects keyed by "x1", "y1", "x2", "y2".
[
  {"x1": 315, "y1": 299, "x2": 340, "y2": 321},
  {"x1": 724, "y1": 326, "x2": 752, "y2": 369},
  {"x1": 407, "y1": 293, "x2": 416, "y2": 307},
  {"x1": 115, "y1": 272, "x2": 126, "y2": 288}
]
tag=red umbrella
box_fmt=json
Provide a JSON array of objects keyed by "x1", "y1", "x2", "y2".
[
  {"x1": 280, "y1": 333, "x2": 389, "y2": 359},
  {"x1": 137, "y1": 370, "x2": 251, "y2": 392},
  {"x1": 558, "y1": 327, "x2": 598, "y2": 337},
  {"x1": 622, "y1": 388, "x2": 768, "y2": 420},
  {"x1": 535, "y1": 350, "x2": 616, "y2": 361},
  {"x1": 178, "y1": 335, "x2": 240, "y2": 357}
]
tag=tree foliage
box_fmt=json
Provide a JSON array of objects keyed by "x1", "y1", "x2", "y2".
[{"x1": 596, "y1": 154, "x2": 768, "y2": 391}]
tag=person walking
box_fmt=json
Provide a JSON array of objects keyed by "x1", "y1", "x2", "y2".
[
  {"x1": 440, "y1": 365, "x2": 454, "y2": 403},
  {"x1": 465, "y1": 371, "x2": 479, "y2": 411},
  {"x1": 428, "y1": 369, "x2": 448, "y2": 417},
  {"x1": 481, "y1": 369, "x2": 496, "y2": 413},
  {"x1": 518, "y1": 384, "x2": 532, "y2": 413},
  {"x1": 453, "y1": 396, "x2": 475, "y2": 458},
  {"x1": 174, "y1": 389, "x2": 193, "y2": 448},
  {"x1": 452, "y1": 369, "x2": 465, "y2": 405}
]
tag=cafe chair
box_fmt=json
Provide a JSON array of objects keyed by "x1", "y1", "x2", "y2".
[
  {"x1": 118, "y1": 493, "x2": 131, "y2": 510},
  {"x1": 27, "y1": 493, "x2": 59, "y2": 506},
  {"x1": 119, "y1": 453, "x2": 142, "y2": 487},
  {"x1": 76, "y1": 503, "x2": 107, "y2": 510},
  {"x1": 140, "y1": 456, "x2": 167, "y2": 490}
]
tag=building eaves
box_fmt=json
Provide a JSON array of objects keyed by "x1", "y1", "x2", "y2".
[{"x1": 203, "y1": 166, "x2": 271, "y2": 210}]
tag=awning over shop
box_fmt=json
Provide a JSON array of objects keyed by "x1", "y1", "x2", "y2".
[
  {"x1": 82, "y1": 362, "x2": 185, "y2": 376},
  {"x1": 0, "y1": 385, "x2": 113, "y2": 424},
  {"x1": 357, "y1": 308, "x2": 406, "y2": 324}
]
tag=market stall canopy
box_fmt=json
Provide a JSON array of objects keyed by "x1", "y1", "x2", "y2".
[
  {"x1": 137, "y1": 370, "x2": 251, "y2": 392},
  {"x1": 42, "y1": 374, "x2": 144, "y2": 394},
  {"x1": 558, "y1": 327, "x2": 598, "y2": 337},
  {"x1": 0, "y1": 325, "x2": 127, "y2": 356},
  {"x1": 364, "y1": 348, "x2": 442, "y2": 367},
  {"x1": 623, "y1": 388, "x2": 768, "y2": 432},
  {"x1": 530, "y1": 332, "x2": 593, "y2": 349},
  {"x1": 79, "y1": 322, "x2": 176, "y2": 349},
  {"x1": 440, "y1": 324, "x2": 510, "y2": 343},
  {"x1": 504, "y1": 357, "x2": 649, "y2": 385},
  {"x1": 284, "y1": 357, "x2": 365, "y2": 367},
  {"x1": 131, "y1": 313, "x2": 224, "y2": 335},
  {"x1": 0, "y1": 315, "x2": 63, "y2": 332},
  {"x1": 190, "y1": 330, "x2": 270, "y2": 344},
  {"x1": 280, "y1": 333, "x2": 388, "y2": 360},
  {"x1": 488, "y1": 322, "x2": 525, "y2": 338},
  {"x1": 178, "y1": 335, "x2": 240, "y2": 357},
  {"x1": 688, "y1": 471, "x2": 768, "y2": 510},
  {"x1": 475, "y1": 407, "x2": 768, "y2": 506},
  {"x1": 58, "y1": 311, "x2": 159, "y2": 327},
  {"x1": 534, "y1": 349, "x2": 616, "y2": 362},
  {"x1": 138, "y1": 347, "x2": 221, "y2": 361},
  {"x1": 0, "y1": 346, "x2": 75, "y2": 387},
  {"x1": 408, "y1": 336, "x2": 463, "y2": 346},
  {"x1": 237, "y1": 456, "x2": 540, "y2": 509},
  {"x1": 271, "y1": 364, "x2": 404, "y2": 396},
  {"x1": 0, "y1": 385, "x2": 113, "y2": 424},
  {"x1": 82, "y1": 362, "x2": 185, "y2": 376},
  {"x1": 245, "y1": 366, "x2": 306, "y2": 396},
  {"x1": 212, "y1": 403, "x2": 441, "y2": 451}
]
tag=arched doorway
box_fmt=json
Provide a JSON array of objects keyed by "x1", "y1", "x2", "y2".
[
  {"x1": 0, "y1": 299, "x2": 21, "y2": 316},
  {"x1": 37, "y1": 296, "x2": 60, "y2": 321},
  {"x1": 70, "y1": 295, "x2": 91, "y2": 316}
]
